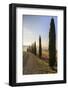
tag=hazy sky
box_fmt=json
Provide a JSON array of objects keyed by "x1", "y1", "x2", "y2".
[{"x1": 23, "y1": 15, "x2": 57, "y2": 49}]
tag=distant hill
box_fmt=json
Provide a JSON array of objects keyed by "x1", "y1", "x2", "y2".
[{"x1": 23, "y1": 52, "x2": 57, "y2": 75}]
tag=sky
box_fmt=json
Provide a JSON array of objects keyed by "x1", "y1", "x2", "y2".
[{"x1": 23, "y1": 15, "x2": 57, "y2": 49}]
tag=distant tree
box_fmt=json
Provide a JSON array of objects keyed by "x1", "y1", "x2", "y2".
[
  {"x1": 34, "y1": 41, "x2": 36, "y2": 55},
  {"x1": 27, "y1": 46, "x2": 31, "y2": 52},
  {"x1": 49, "y1": 18, "x2": 56, "y2": 67},
  {"x1": 30, "y1": 42, "x2": 36, "y2": 55},
  {"x1": 39, "y1": 35, "x2": 42, "y2": 58}
]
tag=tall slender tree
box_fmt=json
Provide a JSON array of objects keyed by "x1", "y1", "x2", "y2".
[
  {"x1": 34, "y1": 41, "x2": 36, "y2": 55},
  {"x1": 39, "y1": 35, "x2": 42, "y2": 58},
  {"x1": 49, "y1": 18, "x2": 56, "y2": 67}
]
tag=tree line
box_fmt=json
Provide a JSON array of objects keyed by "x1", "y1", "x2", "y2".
[
  {"x1": 27, "y1": 35, "x2": 42, "y2": 58},
  {"x1": 27, "y1": 18, "x2": 56, "y2": 68}
]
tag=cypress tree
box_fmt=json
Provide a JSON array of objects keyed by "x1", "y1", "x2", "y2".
[
  {"x1": 34, "y1": 41, "x2": 36, "y2": 55},
  {"x1": 39, "y1": 35, "x2": 42, "y2": 58},
  {"x1": 49, "y1": 18, "x2": 56, "y2": 67}
]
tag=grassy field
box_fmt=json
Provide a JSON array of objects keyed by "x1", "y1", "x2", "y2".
[{"x1": 23, "y1": 51, "x2": 57, "y2": 75}]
